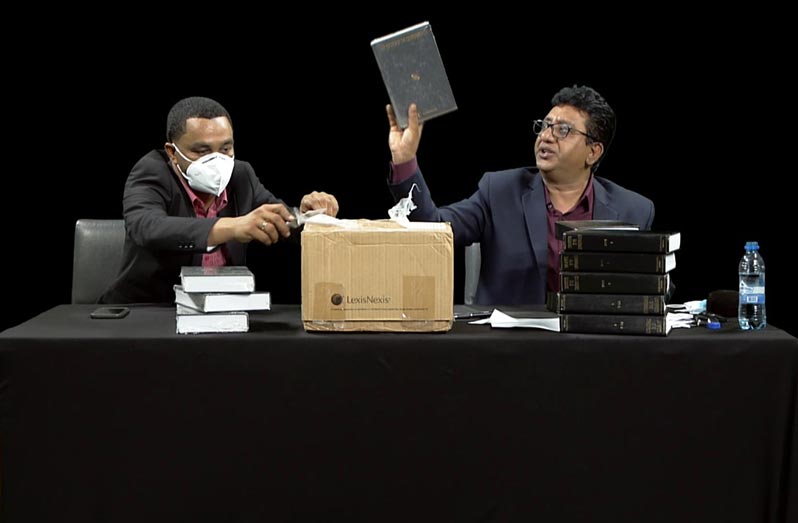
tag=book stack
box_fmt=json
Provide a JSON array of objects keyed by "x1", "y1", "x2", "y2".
[
  {"x1": 174, "y1": 266, "x2": 270, "y2": 334},
  {"x1": 549, "y1": 223, "x2": 681, "y2": 336}
]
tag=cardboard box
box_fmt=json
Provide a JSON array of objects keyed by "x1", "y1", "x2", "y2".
[{"x1": 301, "y1": 220, "x2": 453, "y2": 332}]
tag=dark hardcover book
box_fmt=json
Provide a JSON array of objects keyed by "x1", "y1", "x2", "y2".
[
  {"x1": 563, "y1": 230, "x2": 681, "y2": 253},
  {"x1": 549, "y1": 292, "x2": 667, "y2": 315},
  {"x1": 560, "y1": 313, "x2": 670, "y2": 336},
  {"x1": 179, "y1": 266, "x2": 255, "y2": 293},
  {"x1": 371, "y1": 21, "x2": 457, "y2": 128},
  {"x1": 560, "y1": 252, "x2": 676, "y2": 274},
  {"x1": 545, "y1": 291, "x2": 559, "y2": 312},
  {"x1": 560, "y1": 272, "x2": 670, "y2": 295},
  {"x1": 555, "y1": 220, "x2": 639, "y2": 239}
]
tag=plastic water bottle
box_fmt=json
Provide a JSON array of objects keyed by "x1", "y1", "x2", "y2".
[{"x1": 738, "y1": 241, "x2": 766, "y2": 330}]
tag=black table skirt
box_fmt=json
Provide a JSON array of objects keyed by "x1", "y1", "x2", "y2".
[{"x1": 2, "y1": 304, "x2": 797, "y2": 522}]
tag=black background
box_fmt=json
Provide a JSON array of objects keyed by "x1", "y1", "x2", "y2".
[{"x1": 4, "y1": 11, "x2": 795, "y2": 336}]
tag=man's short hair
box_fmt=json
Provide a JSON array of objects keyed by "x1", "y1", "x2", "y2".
[
  {"x1": 166, "y1": 97, "x2": 232, "y2": 142},
  {"x1": 551, "y1": 85, "x2": 616, "y2": 150}
]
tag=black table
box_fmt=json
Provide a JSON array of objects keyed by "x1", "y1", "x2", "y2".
[{"x1": 2, "y1": 305, "x2": 797, "y2": 522}]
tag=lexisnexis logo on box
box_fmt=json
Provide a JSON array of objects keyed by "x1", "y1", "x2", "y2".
[{"x1": 331, "y1": 294, "x2": 392, "y2": 306}]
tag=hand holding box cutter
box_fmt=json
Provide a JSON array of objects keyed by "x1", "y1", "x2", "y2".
[{"x1": 287, "y1": 207, "x2": 327, "y2": 229}]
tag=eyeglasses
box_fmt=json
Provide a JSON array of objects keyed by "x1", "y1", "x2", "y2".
[{"x1": 533, "y1": 119, "x2": 598, "y2": 142}]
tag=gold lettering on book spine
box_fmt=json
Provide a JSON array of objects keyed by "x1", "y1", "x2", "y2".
[{"x1": 378, "y1": 30, "x2": 425, "y2": 50}]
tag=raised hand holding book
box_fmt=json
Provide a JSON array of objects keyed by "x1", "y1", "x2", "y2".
[{"x1": 371, "y1": 21, "x2": 457, "y2": 128}]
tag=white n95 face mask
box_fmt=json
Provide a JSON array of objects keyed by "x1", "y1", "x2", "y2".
[{"x1": 171, "y1": 144, "x2": 234, "y2": 196}]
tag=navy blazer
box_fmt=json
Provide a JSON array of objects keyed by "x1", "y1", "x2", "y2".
[
  {"x1": 389, "y1": 167, "x2": 655, "y2": 305},
  {"x1": 101, "y1": 150, "x2": 281, "y2": 304}
]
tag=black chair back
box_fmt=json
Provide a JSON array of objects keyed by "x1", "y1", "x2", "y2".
[{"x1": 72, "y1": 219, "x2": 125, "y2": 304}]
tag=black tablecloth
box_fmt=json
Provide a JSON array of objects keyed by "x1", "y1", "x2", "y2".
[{"x1": 2, "y1": 305, "x2": 797, "y2": 522}]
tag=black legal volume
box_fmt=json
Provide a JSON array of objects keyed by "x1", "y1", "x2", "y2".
[
  {"x1": 371, "y1": 21, "x2": 457, "y2": 128},
  {"x1": 563, "y1": 230, "x2": 681, "y2": 254},
  {"x1": 555, "y1": 220, "x2": 639, "y2": 239},
  {"x1": 560, "y1": 313, "x2": 670, "y2": 336},
  {"x1": 560, "y1": 272, "x2": 670, "y2": 295},
  {"x1": 560, "y1": 252, "x2": 676, "y2": 274},
  {"x1": 550, "y1": 292, "x2": 667, "y2": 315}
]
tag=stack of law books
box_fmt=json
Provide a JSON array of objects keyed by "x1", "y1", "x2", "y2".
[
  {"x1": 174, "y1": 266, "x2": 270, "y2": 334},
  {"x1": 548, "y1": 221, "x2": 680, "y2": 336}
]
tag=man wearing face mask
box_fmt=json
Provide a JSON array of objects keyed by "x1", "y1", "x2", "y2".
[{"x1": 100, "y1": 96, "x2": 339, "y2": 304}]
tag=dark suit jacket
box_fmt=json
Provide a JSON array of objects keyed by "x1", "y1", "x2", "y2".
[
  {"x1": 100, "y1": 150, "x2": 281, "y2": 304},
  {"x1": 389, "y1": 167, "x2": 655, "y2": 305}
]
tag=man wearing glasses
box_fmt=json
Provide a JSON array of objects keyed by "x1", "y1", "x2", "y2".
[{"x1": 385, "y1": 85, "x2": 654, "y2": 305}]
